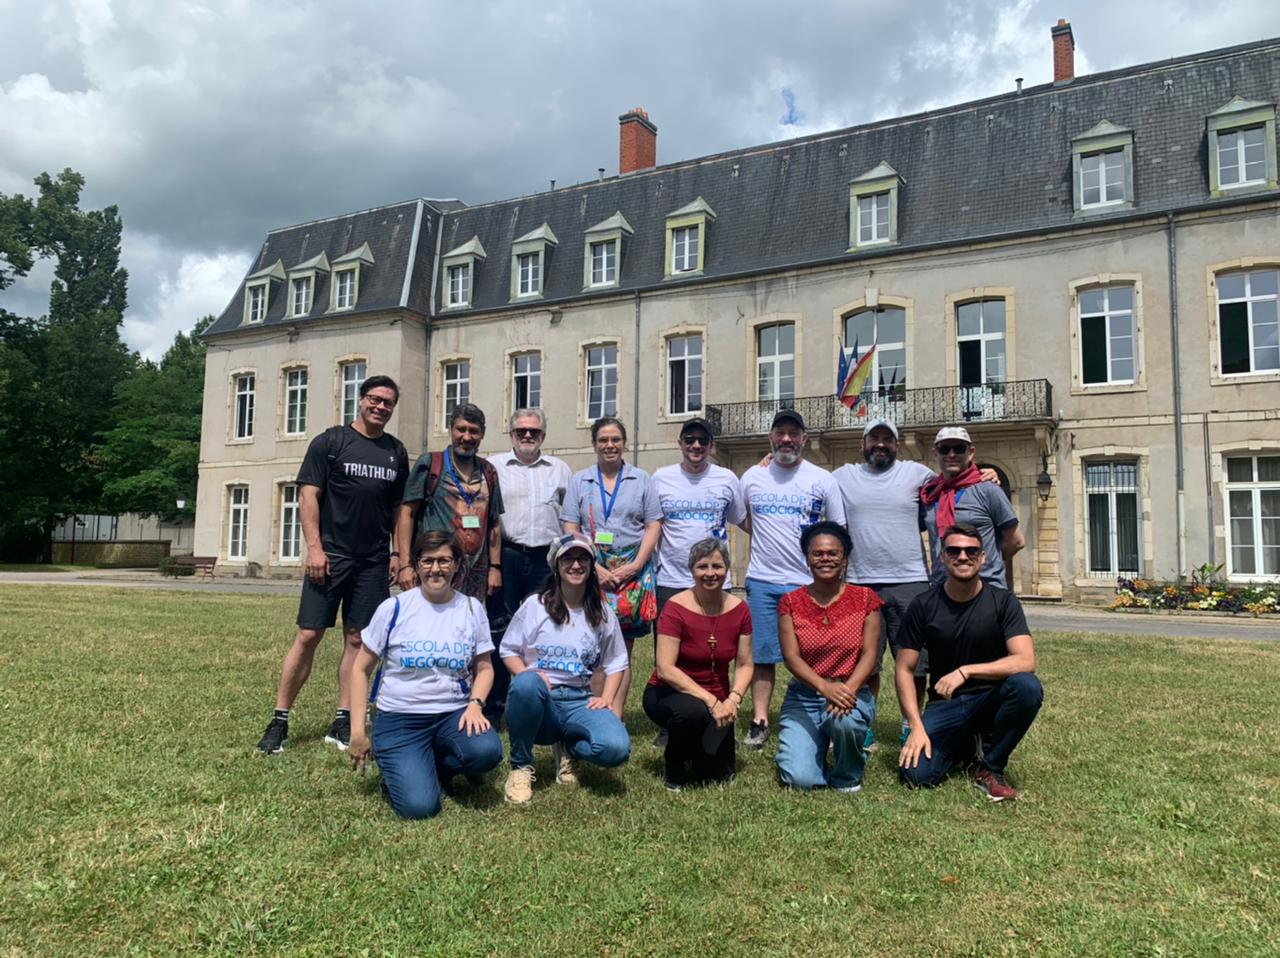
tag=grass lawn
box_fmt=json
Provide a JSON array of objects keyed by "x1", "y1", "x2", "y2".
[{"x1": 2, "y1": 585, "x2": 1276, "y2": 958}]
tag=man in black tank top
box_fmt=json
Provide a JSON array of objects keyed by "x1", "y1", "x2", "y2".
[{"x1": 895, "y1": 522, "x2": 1043, "y2": 801}]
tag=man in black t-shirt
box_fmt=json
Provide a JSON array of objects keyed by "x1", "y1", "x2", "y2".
[
  {"x1": 256, "y1": 375, "x2": 410, "y2": 755},
  {"x1": 896, "y1": 522, "x2": 1043, "y2": 801}
]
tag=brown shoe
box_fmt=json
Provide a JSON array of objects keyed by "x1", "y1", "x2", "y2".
[
  {"x1": 504, "y1": 766, "x2": 535, "y2": 804},
  {"x1": 553, "y1": 743, "x2": 578, "y2": 785}
]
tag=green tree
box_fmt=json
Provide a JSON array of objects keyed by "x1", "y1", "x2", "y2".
[
  {"x1": 0, "y1": 169, "x2": 135, "y2": 559},
  {"x1": 97, "y1": 317, "x2": 210, "y2": 520}
]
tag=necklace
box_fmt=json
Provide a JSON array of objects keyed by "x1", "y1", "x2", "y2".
[
  {"x1": 693, "y1": 590, "x2": 724, "y2": 655},
  {"x1": 808, "y1": 584, "x2": 845, "y2": 626}
]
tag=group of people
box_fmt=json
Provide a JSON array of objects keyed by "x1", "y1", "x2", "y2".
[{"x1": 255, "y1": 374, "x2": 1044, "y2": 817}]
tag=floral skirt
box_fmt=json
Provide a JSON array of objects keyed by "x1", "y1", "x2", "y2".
[{"x1": 598, "y1": 542, "x2": 657, "y2": 631}]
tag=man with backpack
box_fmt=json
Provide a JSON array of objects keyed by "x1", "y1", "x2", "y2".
[{"x1": 256, "y1": 375, "x2": 410, "y2": 755}]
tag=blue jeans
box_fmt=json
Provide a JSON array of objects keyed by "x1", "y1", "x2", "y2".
[
  {"x1": 776, "y1": 681, "x2": 876, "y2": 790},
  {"x1": 899, "y1": 673, "x2": 1044, "y2": 787},
  {"x1": 505, "y1": 670, "x2": 631, "y2": 769},
  {"x1": 745, "y1": 577, "x2": 794, "y2": 665},
  {"x1": 371, "y1": 707, "x2": 504, "y2": 819}
]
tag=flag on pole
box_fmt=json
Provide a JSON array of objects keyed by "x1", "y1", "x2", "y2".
[{"x1": 837, "y1": 337, "x2": 877, "y2": 411}]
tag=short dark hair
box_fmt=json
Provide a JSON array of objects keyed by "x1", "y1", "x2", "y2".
[
  {"x1": 800, "y1": 520, "x2": 852, "y2": 557},
  {"x1": 360, "y1": 375, "x2": 399, "y2": 400},
  {"x1": 591, "y1": 416, "x2": 627, "y2": 443},
  {"x1": 411, "y1": 530, "x2": 463, "y2": 565},
  {"x1": 942, "y1": 522, "x2": 983, "y2": 548},
  {"x1": 687, "y1": 537, "x2": 730, "y2": 571},
  {"x1": 450, "y1": 402, "x2": 486, "y2": 432}
]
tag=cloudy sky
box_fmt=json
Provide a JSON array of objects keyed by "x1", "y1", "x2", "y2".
[{"x1": 3, "y1": 0, "x2": 1278, "y2": 359}]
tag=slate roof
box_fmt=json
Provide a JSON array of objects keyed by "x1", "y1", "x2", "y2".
[
  {"x1": 437, "y1": 37, "x2": 1280, "y2": 315},
  {"x1": 205, "y1": 199, "x2": 450, "y2": 338}
]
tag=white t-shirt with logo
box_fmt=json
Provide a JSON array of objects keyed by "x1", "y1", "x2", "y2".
[
  {"x1": 499, "y1": 595, "x2": 628, "y2": 688},
  {"x1": 834, "y1": 459, "x2": 935, "y2": 584},
  {"x1": 741, "y1": 459, "x2": 846, "y2": 586},
  {"x1": 652, "y1": 463, "x2": 747, "y2": 589},
  {"x1": 361, "y1": 590, "x2": 492, "y2": 714}
]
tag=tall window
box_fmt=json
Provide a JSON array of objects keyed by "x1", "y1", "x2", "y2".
[
  {"x1": 447, "y1": 263, "x2": 471, "y2": 307},
  {"x1": 667, "y1": 334, "x2": 703, "y2": 415},
  {"x1": 228, "y1": 485, "x2": 250, "y2": 560},
  {"x1": 517, "y1": 253, "x2": 541, "y2": 297},
  {"x1": 512, "y1": 353, "x2": 541, "y2": 409},
  {"x1": 858, "y1": 191, "x2": 890, "y2": 244},
  {"x1": 956, "y1": 299, "x2": 1007, "y2": 386},
  {"x1": 290, "y1": 276, "x2": 312, "y2": 317},
  {"x1": 671, "y1": 225, "x2": 699, "y2": 273},
  {"x1": 1218, "y1": 269, "x2": 1279, "y2": 376},
  {"x1": 279, "y1": 484, "x2": 302, "y2": 561},
  {"x1": 284, "y1": 368, "x2": 308, "y2": 435},
  {"x1": 234, "y1": 374, "x2": 255, "y2": 440},
  {"x1": 1080, "y1": 150, "x2": 1125, "y2": 207},
  {"x1": 335, "y1": 269, "x2": 356, "y2": 310},
  {"x1": 755, "y1": 323, "x2": 795, "y2": 402},
  {"x1": 340, "y1": 361, "x2": 366, "y2": 426},
  {"x1": 843, "y1": 306, "x2": 907, "y2": 397},
  {"x1": 1084, "y1": 461, "x2": 1140, "y2": 577},
  {"x1": 442, "y1": 360, "x2": 471, "y2": 428},
  {"x1": 248, "y1": 285, "x2": 266, "y2": 323},
  {"x1": 1226, "y1": 455, "x2": 1280, "y2": 578},
  {"x1": 590, "y1": 240, "x2": 617, "y2": 286},
  {"x1": 585, "y1": 345, "x2": 618, "y2": 419},
  {"x1": 1079, "y1": 286, "x2": 1135, "y2": 385},
  {"x1": 1217, "y1": 126, "x2": 1267, "y2": 188}
]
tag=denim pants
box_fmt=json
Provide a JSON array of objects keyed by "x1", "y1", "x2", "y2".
[
  {"x1": 371, "y1": 707, "x2": 504, "y2": 819},
  {"x1": 491, "y1": 543, "x2": 552, "y2": 709},
  {"x1": 899, "y1": 672, "x2": 1044, "y2": 787},
  {"x1": 775, "y1": 680, "x2": 876, "y2": 790},
  {"x1": 505, "y1": 670, "x2": 631, "y2": 769}
]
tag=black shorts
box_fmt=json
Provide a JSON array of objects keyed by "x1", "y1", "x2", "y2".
[{"x1": 296, "y1": 555, "x2": 389, "y2": 631}]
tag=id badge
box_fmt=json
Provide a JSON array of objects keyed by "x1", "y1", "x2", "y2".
[
  {"x1": 462, "y1": 515, "x2": 481, "y2": 529},
  {"x1": 594, "y1": 531, "x2": 614, "y2": 545}
]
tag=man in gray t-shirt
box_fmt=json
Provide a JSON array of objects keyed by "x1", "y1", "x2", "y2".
[{"x1": 920, "y1": 426, "x2": 1024, "y2": 589}]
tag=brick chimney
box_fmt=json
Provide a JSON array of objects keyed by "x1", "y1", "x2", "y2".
[
  {"x1": 1052, "y1": 18, "x2": 1075, "y2": 84},
  {"x1": 619, "y1": 108, "x2": 657, "y2": 175}
]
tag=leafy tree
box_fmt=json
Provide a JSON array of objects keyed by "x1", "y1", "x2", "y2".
[
  {"x1": 97, "y1": 317, "x2": 211, "y2": 520},
  {"x1": 0, "y1": 169, "x2": 135, "y2": 559}
]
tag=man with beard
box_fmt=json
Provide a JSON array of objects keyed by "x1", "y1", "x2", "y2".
[
  {"x1": 396, "y1": 403, "x2": 504, "y2": 601},
  {"x1": 256, "y1": 375, "x2": 409, "y2": 755},
  {"x1": 738, "y1": 409, "x2": 845, "y2": 749}
]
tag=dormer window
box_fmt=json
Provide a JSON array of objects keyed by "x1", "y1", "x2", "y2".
[
  {"x1": 510, "y1": 224, "x2": 558, "y2": 301},
  {"x1": 1207, "y1": 97, "x2": 1277, "y2": 196},
  {"x1": 582, "y1": 213, "x2": 633, "y2": 290},
  {"x1": 241, "y1": 259, "x2": 284, "y2": 325},
  {"x1": 290, "y1": 276, "x2": 312, "y2": 316},
  {"x1": 848, "y1": 162, "x2": 902, "y2": 250},
  {"x1": 287, "y1": 252, "x2": 329, "y2": 319},
  {"x1": 328, "y1": 242, "x2": 374, "y2": 312},
  {"x1": 664, "y1": 197, "x2": 715, "y2": 278},
  {"x1": 442, "y1": 237, "x2": 486, "y2": 309},
  {"x1": 1072, "y1": 120, "x2": 1134, "y2": 213}
]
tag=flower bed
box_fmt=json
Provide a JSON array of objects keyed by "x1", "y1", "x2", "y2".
[{"x1": 1112, "y1": 576, "x2": 1280, "y2": 615}]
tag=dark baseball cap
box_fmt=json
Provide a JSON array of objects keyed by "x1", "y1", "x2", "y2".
[
  {"x1": 770, "y1": 409, "x2": 806, "y2": 431},
  {"x1": 679, "y1": 417, "x2": 714, "y2": 439}
]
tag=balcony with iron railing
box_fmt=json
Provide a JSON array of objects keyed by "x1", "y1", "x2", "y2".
[{"x1": 704, "y1": 379, "x2": 1054, "y2": 439}]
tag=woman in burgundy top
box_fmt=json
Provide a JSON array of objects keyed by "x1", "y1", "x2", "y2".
[
  {"x1": 642, "y1": 538, "x2": 753, "y2": 790},
  {"x1": 776, "y1": 521, "x2": 883, "y2": 792}
]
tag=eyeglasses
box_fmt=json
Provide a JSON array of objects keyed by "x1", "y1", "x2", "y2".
[
  {"x1": 682, "y1": 435, "x2": 711, "y2": 447},
  {"x1": 936, "y1": 444, "x2": 970, "y2": 455},
  {"x1": 416, "y1": 556, "x2": 455, "y2": 568},
  {"x1": 943, "y1": 545, "x2": 983, "y2": 558},
  {"x1": 363, "y1": 394, "x2": 397, "y2": 408},
  {"x1": 513, "y1": 427, "x2": 544, "y2": 438}
]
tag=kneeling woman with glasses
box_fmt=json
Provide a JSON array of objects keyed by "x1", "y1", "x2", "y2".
[
  {"x1": 348, "y1": 530, "x2": 504, "y2": 819},
  {"x1": 775, "y1": 521, "x2": 883, "y2": 792},
  {"x1": 500, "y1": 532, "x2": 631, "y2": 804}
]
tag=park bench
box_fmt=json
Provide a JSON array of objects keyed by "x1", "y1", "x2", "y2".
[{"x1": 175, "y1": 556, "x2": 218, "y2": 579}]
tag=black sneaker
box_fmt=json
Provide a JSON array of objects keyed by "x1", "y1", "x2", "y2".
[
  {"x1": 743, "y1": 720, "x2": 769, "y2": 750},
  {"x1": 653, "y1": 728, "x2": 669, "y2": 748},
  {"x1": 324, "y1": 715, "x2": 351, "y2": 751},
  {"x1": 257, "y1": 717, "x2": 288, "y2": 754}
]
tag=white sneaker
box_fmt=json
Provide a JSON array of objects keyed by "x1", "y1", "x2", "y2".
[
  {"x1": 553, "y1": 743, "x2": 578, "y2": 785},
  {"x1": 504, "y1": 766, "x2": 535, "y2": 804}
]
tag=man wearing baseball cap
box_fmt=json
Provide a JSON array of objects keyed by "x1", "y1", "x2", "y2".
[
  {"x1": 921, "y1": 426, "x2": 1024, "y2": 589},
  {"x1": 739, "y1": 409, "x2": 846, "y2": 749}
]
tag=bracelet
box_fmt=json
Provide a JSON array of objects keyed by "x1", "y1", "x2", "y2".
[
  {"x1": 490, "y1": 563, "x2": 502, "y2": 570},
  {"x1": 728, "y1": 690, "x2": 743, "y2": 702},
  {"x1": 958, "y1": 668, "x2": 968, "y2": 681},
  {"x1": 471, "y1": 697, "x2": 486, "y2": 707}
]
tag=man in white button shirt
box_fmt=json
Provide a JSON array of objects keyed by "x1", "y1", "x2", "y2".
[{"x1": 491, "y1": 407, "x2": 573, "y2": 721}]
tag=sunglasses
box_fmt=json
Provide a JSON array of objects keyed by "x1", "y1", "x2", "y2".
[
  {"x1": 682, "y1": 435, "x2": 711, "y2": 447},
  {"x1": 936, "y1": 444, "x2": 970, "y2": 455},
  {"x1": 943, "y1": 545, "x2": 983, "y2": 558},
  {"x1": 513, "y1": 427, "x2": 544, "y2": 437}
]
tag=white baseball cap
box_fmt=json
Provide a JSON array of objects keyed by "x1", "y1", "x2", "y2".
[
  {"x1": 934, "y1": 426, "x2": 973, "y2": 446},
  {"x1": 863, "y1": 418, "x2": 899, "y2": 439}
]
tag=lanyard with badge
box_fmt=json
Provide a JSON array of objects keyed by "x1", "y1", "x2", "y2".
[
  {"x1": 595, "y1": 464, "x2": 620, "y2": 546},
  {"x1": 445, "y1": 449, "x2": 483, "y2": 529}
]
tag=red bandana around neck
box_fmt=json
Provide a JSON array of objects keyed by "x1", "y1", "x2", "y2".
[{"x1": 920, "y1": 463, "x2": 983, "y2": 535}]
